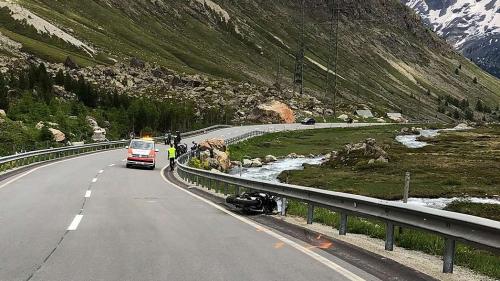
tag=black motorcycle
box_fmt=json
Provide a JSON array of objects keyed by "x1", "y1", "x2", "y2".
[
  {"x1": 176, "y1": 144, "x2": 188, "y2": 156},
  {"x1": 226, "y1": 192, "x2": 277, "y2": 214}
]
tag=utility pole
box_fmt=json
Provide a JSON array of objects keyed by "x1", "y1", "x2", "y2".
[
  {"x1": 293, "y1": 0, "x2": 306, "y2": 95},
  {"x1": 324, "y1": 0, "x2": 335, "y2": 121},
  {"x1": 322, "y1": 0, "x2": 342, "y2": 118},
  {"x1": 332, "y1": 0, "x2": 340, "y2": 118}
]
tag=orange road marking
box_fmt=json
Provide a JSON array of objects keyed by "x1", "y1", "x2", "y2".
[{"x1": 274, "y1": 242, "x2": 285, "y2": 249}]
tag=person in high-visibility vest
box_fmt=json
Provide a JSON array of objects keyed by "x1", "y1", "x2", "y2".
[{"x1": 168, "y1": 144, "x2": 176, "y2": 171}]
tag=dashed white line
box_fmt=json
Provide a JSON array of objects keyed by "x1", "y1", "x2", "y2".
[
  {"x1": 67, "y1": 215, "x2": 83, "y2": 231},
  {"x1": 84, "y1": 190, "x2": 92, "y2": 198},
  {"x1": 109, "y1": 164, "x2": 115, "y2": 167},
  {"x1": 98, "y1": 170, "x2": 104, "y2": 174},
  {"x1": 0, "y1": 150, "x2": 112, "y2": 190},
  {"x1": 92, "y1": 178, "x2": 97, "y2": 183}
]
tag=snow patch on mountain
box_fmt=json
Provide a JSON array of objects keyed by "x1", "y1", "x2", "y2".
[
  {"x1": 0, "y1": 0, "x2": 96, "y2": 55},
  {"x1": 403, "y1": 0, "x2": 500, "y2": 48}
]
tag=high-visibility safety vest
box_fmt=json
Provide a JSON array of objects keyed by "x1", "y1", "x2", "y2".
[{"x1": 168, "y1": 147, "x2": 176, "y2": 159}]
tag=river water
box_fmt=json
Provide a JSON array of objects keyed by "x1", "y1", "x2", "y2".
[
  {"x1": 395, "y1": 124, "x2": 473, "y2": 149},
  {"x1": 232, "y1": 156, "x2": 500, "y2": 209},
  {"x1": 228, "y1": 157, "x2": 324, "y2": 183}
]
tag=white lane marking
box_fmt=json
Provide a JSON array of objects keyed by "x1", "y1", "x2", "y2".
[
  {"x1": 84, "y1": 190, "x2": 92, "y2": 198},
  {"x1": 0, "y1": 150, "x2": 114, "y2": 190},
  {"x1": 109, "y1": 164, "x2": 115, "y2": 167},
  {"x1": 67, "y1": 215, "x2": 83, "y2": 230},
  {"x1": 160, "y1": 166, "x2": 365, "y2": 281},
  {"x1": 122, "y1": 159, "x2": 126, "y2": 162},
  {"x1": 92, "y1": 178, "x2": 97, "y2": 183},
  {"x1": 98, "y1": 170, "x2": 104, "y2": 174}
]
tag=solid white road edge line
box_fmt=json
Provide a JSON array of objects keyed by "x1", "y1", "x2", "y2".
[
  {"x1": 98, "y1": 170, "x2": 104, "y2": 174},
  {"x1": 92, "y1": 178, "x2": 97, "y2": 183},
  {"x1": 0, "y1": 150, "x2": 113, "y2": 190},
  {"x1": 160, "y1": 166, "x2": 366, "y2": 281},
  {"x1": 67, "y1": 215, "x2": 83, "y2": 231},
  {"x1": 85, "y1": 190, "x2": 92, "y2": 198}
]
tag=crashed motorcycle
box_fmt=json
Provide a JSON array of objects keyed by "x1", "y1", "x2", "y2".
[{"x1": 226, "y1": 191, "x2": 277, "y2": 214}]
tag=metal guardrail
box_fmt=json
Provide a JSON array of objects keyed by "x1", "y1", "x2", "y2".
[
  {"x1": 0, "y1": 125, "x2": 231, "y2": 175},
  {"x1": 176, "y1": 130, "x2": 500, "y2": 274}
]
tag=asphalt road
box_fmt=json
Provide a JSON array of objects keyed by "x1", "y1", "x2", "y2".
[{"x1": 0, "y1": 123, "x2": 424, "y2": 281}]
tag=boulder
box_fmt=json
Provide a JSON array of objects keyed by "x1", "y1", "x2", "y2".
[
  {"x1": 49, "y1": 128, "x2": 65, "y2": 142},
  {"x1": 199, "y1": 150, "x2": 211, "y2": 162},
  {"x1": 213, "y1": 149, "x2": 231, "y2": 171},
  {"x1": 199, "y1": 138, "x2": 226, "y2": 152},
  {"x1": 130, "y1": 57, "x2": 145, "y2": 69},
  {"x1": 92, "y1": 128, "x2": 107, "y2": 142},
  {"x1": 264, "y1": 155, "x2": 277, "y2": 163},
  {"x1": 386, "y1": 113, "x2": 408, "y2": 123},
  {"x1": 35, "y1": 121, "x2": 45, "y2": 130},
  {"x1": 453, "y1": 123, "x2": 473, "y2": 130},
  {"x1": 231, "y1": 160, "x2": 242, "y2": 167},
  {"x1": 0, "y1": 109, "x2": 5, "y2": 117},
  {"x1": 86, "y1": 116, "x2": 99, "y2": 129},
  {"x1": 36, "y1": 121, "x2": 59, "y2": 130},
  {"x1": 151, "y1": 68, "x2": 165, "y2": 78},
  {"x1": 64, "y1": 56, "x2": 79, "y2": 69},
  {"x1": 251, "y1": 158, "x2": 263, "y2": 167},
  {"x1": 250, "y1": 101, "x2": 295, "y2": 124},
  {"x1": 103, "y1": 68, "x2": 117, "y2": 77},
  {"x1": 330, "y1": 138, "x2": 389, "y2": 167},
  {"x1": 376, "y1": 156, "x2": 389, "y2": 163},
  {"x1": 338, "y1": 114, "x2": 349, "y2": 121},
  {"x1": 208, "y1": 158, "x2": 220, "y2": 169},
  {"x1": 242, "y1": 159, "x2": 253, "y2": 168}
]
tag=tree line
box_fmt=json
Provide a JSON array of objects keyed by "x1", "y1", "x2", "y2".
[{"x1": 0, "y1": 63, "x2": 235, "y2": 139}]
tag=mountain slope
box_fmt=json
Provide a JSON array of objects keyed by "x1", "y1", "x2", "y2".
[
  {"x1": 402, "y1": 0, "x2": 500, "y2": 78},
  {"x1": 1, "y1": 0, "x2": 499, "y2": 121}
]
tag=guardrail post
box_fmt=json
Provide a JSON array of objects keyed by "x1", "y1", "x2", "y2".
[
  {"x1": 339, "y1": 213, "x2": 348, "y2": 235},
  {"x1": 280, "y1": 198, "x2": 287, "y2": 216},
  {"x1": 385, "y1": 222, "x2": 395, "y2": 251},
  {"x1": 443, "y1": 238, "x2": 456, "y2": 273},
  {"x1": 235, "y1": 185, "x2": 240, "y2": 195},
  {"x1": 307, "y1": 204, "x2": 314, "y2": 224},
  {"x1": 224, "y1": 182, "x2": 228, "y2": 195}
]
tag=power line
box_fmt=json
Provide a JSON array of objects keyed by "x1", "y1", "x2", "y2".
[{"x1": 293, "y1": 0, "x2": 306, "y2": 95}]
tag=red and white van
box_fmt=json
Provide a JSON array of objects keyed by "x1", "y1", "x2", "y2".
[{"x1": 126, "y1": 138, "x2": 159, "y2": 170}]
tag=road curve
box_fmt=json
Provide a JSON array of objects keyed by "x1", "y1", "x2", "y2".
[{"x1": 0, "y1": 123, "x2": 425, "y2": 281}]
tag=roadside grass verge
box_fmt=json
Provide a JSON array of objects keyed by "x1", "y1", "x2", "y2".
[
  {"x1": 229, "y1": 125, "x2": 402, "y2": 161},
  {"x1": 287, "y1": 200, "x2": 500, "y2": 279},
  {"x1": 444, "y1": 201, "x2": 500, "y2": 221}
]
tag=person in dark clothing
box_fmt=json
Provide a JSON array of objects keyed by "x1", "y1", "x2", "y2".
[
  {"x1": 174, "y1": 131, "x2": 181, "y2": 146},
  {"x1": 165, "y1": 131, "x2": 172, "y2": 145}
]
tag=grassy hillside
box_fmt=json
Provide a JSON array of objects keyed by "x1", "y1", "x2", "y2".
[{"x1": 1, "y1": 0, "x2": 499, "y2": 120}]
